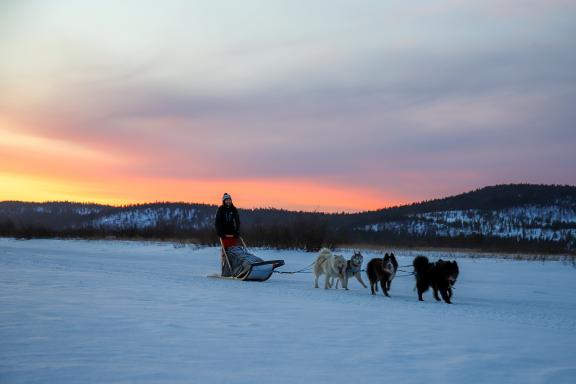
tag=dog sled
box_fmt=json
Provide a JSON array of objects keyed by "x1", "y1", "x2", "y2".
[{"x1": 210, "y1": 237, "x2": 284, "y2": 282}]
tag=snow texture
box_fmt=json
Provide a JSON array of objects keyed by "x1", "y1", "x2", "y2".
[
  {"x1": 361, "y1": 205, "x2": 576, "y2": 246},
  {"x1": 92, "y1": 207, "x2": 207, "y2": 230},
  {"x1": 1, "y1": 238, "x2": 575, "y2": 383}
]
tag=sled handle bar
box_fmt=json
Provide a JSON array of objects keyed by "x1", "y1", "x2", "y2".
[{"x1": 219, "y1": 237, "x2": 233, "y2": 271}]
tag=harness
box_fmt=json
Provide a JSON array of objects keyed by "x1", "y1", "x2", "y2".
[{"x1": 345, "y1": 260, "x2": 362, "y2": 276}]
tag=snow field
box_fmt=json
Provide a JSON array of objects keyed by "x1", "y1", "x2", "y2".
[{"x1": 1, "y1": 238, "x2": 575, "y2": 383}]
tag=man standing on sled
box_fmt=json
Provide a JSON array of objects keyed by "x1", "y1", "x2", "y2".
[
  {"x1": 213, "y1": 192, "x2": 284, "y2": 280},
  {"x1": 215, "y1": 193, "x2": 241, "y2": 275}
]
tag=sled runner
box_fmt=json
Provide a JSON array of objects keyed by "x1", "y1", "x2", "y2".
[{"x1": 213, "y1": 237, "x2": 284, "y2": 282}]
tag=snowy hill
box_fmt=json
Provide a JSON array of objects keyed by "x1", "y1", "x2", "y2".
[
  {"x1": 1, "y1": 184, "x2": 575, "y2": 252},
  {"x1": 90, "y1": 204, "x2": 213, "y2": 230},
  {"x1": 348, "y1": 185, "x2": 576, "y2": 252},
  {"x1": 359, "y1": 205, "x2": 576, "y2": 243}
]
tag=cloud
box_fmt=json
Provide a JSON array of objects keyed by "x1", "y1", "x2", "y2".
[{"x1": 1, "y1": 0, "x2": 575, "y2": 209}]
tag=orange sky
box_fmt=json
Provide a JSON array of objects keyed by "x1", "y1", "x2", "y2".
[
  {"x1": 1, "y1": 162, "x2": 405, "y2": 213},
  {"x1": 0, "y1": 170, "x2": 404, "y2": 213},
  {"x1": 0, "y1": 122, "x2": 405, "y2": 212}
]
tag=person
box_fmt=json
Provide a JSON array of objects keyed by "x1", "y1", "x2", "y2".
[
  {"x1": 214, "y1": 192, "x2": 277, "y2": 279},
  {"x1": 215, "y1": 193, "x2": 240, "y2": 248}
]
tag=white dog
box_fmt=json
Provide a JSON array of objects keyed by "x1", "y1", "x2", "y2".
[{"x1": 314, "y1": 248, "x2": 347, "y2": 289}]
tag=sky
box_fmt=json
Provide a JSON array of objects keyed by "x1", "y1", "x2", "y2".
[{"x1": 1, "y1": 0, "x2": 575, "y2": 212}]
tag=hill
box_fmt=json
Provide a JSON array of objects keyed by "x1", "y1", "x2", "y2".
[
  {"x1": 1, "y1": 184, "x2": 575, "y2": 253},
  {"x1": 340, "y1": 184, "x2": 576, "y2": 253}
]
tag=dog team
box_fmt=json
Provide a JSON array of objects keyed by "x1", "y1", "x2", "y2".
[{"x1": 313, "y1": 248, "x2": 460, "y2": 304}]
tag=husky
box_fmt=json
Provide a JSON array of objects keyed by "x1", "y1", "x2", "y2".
[
  {"x1": 413, "y1": 256, "x2": 459, "y2": 304},
  {"x1": 314, "y1": 248, "x2": 347, "y2": 289},
  {"x1": 366, "y1": 253, "x2": 398, "y2": 296},
  {"x1": 333, "y1": 251, "x2": 367, "y2": 289}
]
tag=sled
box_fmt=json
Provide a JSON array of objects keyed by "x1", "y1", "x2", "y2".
[
  {"x1": 208, "y1": 260, "x2": 285, "y2": 282},
  {"x1": 214, "y1": 238, "x2": 285, "y2": 282}
]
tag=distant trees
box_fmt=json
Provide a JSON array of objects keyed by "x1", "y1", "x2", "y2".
[
  {"x1": 1, "y1": 184, "x2": 575, "y2": 254},
  {"x1": 243, "y1": 212, "x2": 328, "y2": 251},
  {"x1": 0, "y1": 219, "x2": 15, "y2": 236}
]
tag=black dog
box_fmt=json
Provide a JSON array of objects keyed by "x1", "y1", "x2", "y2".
[
  {"x1": 366, "y1": 253, "x2": 398, "y2": 296},
  {"x1": 413, "y1": 256, "x2": 459, "y2": 304}
]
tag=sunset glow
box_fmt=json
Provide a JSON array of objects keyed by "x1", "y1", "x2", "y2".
[
  {"x1": 0, "y1": 170, "x2": 402, "y2": 212},
  {"x1": 1, "y1": 1, "x2": 575, "y2": 212}
]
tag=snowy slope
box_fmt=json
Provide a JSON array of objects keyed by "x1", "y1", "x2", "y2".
[
  {"x1": 92, "y1": 206, "x2": 207, "y2": 230},
  {"x1": 1, "y1": 239, "x2": 575, "y2": 383},
  {"x1": 87, "y1": 205, "x2": 217, "y2": 230},
  {"x1": 3, "y1": 196, "x2": 576, "y2": 251},
  {"x1": 361, "y1": 204, "x2": 576, "y2": 245}
]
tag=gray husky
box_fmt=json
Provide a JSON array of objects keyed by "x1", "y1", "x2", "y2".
[{"x1": 334, "y1": 251, "x2": 367, "y2": 289}]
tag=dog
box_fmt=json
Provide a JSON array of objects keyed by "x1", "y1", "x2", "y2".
[
  {"x1": 314, "y1": 248, "x2": 347, "y2": 289},
  {"x1": 413, "y1": 256, "x2": 459, "y2": 304},
  {"x1": 366, "y1": 253, "x2": 398, "y2": 296},
  {"x1": 333, "y1": 251, "x2": 368, "y2": 289}
]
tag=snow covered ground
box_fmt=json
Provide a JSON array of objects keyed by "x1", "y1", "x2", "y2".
[{"x1": 1, "y1": 239, "x2": 575, "y2": 384}]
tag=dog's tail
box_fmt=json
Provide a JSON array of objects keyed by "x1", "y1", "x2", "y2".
[{"x1": 412, "y1": 255, "x2": 429, "y2": 278}]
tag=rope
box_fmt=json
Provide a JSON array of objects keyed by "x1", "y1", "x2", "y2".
[
  {"x1": 274, "y1": 261, "x2": 316, "y2": 274},
  {"x1": 274, "y1": 264, "x2": 415, "y2": 277},
  {"x1": 357, "y1": 268, "x2": 414, "y2": 277}
]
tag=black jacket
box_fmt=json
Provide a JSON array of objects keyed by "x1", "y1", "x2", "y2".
[{"x1": 215, "y1": 204, "x2": 240, "y2": 238}]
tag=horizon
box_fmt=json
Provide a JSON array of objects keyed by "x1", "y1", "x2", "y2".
[
  {"x1": 3, "y1": 182, "x2": 574, "y2": 214},
  {"x1": 1, "y1": 1, "x2": 575, "y2": 211},
  {"x1": 0, "y1": 194, "x2": 412, "y2": 213}
]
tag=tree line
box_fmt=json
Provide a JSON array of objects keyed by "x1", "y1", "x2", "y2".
[
  {"x1": 1, "y1": 184, "x2": 575, "y2": 254},
  {"x1": 1, "y1": 215, "x2": 574, "y2": 254}
]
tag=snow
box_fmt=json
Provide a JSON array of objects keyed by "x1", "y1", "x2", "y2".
[
  {"x1": 1, "y1": 238, "x2": 575, "y2": 383},
  {"x1": 92, "y1": 207, "x2": 205, "y2": 230},
  {"x1": 361, "y1": 205, "x2": 576, "y2": 246}
]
